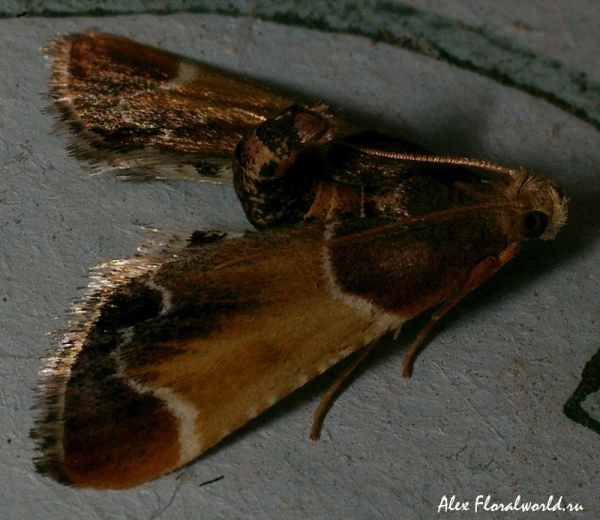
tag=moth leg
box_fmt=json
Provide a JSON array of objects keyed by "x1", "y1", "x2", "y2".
[
  {"x1": 233, "y1": 105, "x2": 334, "y2": 228},
  {"x1": 310, "y1": 341, "x2": 377, "y2": 440},
  {"x1": 402, "y1": 243, "x2": 520, "y2": 377}
]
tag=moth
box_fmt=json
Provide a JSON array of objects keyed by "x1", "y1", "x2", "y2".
[{"x1": 32, "y1": 31, "x2": 567, "y2": 489}]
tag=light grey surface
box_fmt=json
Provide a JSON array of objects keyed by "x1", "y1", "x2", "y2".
[{"x1": 1, "y1": 7, "x2": 599, "y2": 519}]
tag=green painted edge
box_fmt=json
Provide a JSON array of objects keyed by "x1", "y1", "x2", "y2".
[{"x1": 5, "y1": 0, "x2": 600, "y2": 132}]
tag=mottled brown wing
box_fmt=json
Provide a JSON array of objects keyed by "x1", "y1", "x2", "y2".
[
  {"x1": 45, "y1": 31, "x2": 305, "y2": 180},
  {"x1": 31, "y1": 223, "x2": 405, "y2": 488}
]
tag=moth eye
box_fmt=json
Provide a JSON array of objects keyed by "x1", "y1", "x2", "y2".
[{"x1": 519, "y1": 210, "x2": 548, "y2": 238}]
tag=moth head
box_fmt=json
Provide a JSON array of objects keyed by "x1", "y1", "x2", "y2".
[{"x1": 505, "y1": 170, "x2": 568, "y2": 240}]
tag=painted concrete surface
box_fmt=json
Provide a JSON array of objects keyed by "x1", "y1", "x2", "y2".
[{"x1": 1, "y1": 4, "x2": 599, "y2": 518}]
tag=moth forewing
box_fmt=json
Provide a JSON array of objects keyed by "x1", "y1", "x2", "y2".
[{"x1": 44, "y1": 31, "x2": 357, "y2": 181}]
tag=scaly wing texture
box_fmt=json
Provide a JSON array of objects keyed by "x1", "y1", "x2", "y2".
[
  {"x1": 46, "y1": 31, "x2": 298, "y2": 179},
  {"x1": 33, "y1": 225, "x2": 407, "y2": 488}
]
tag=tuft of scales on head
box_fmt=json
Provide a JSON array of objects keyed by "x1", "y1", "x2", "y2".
[{"x1": 504, "y1": 170, "x2": 568, "y2": 240}]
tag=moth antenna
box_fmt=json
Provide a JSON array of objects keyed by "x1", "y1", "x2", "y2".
[
  {"x1": 310, "y1": 341, "x2": 377, "y2": 440},
  {"x1": 339, "y1": 142, "x2": 520, "y2": 177}
]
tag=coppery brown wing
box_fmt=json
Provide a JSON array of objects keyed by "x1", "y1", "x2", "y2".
[{"x1": 45, "y1": 31, "x2": 303, "y2": 180}]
